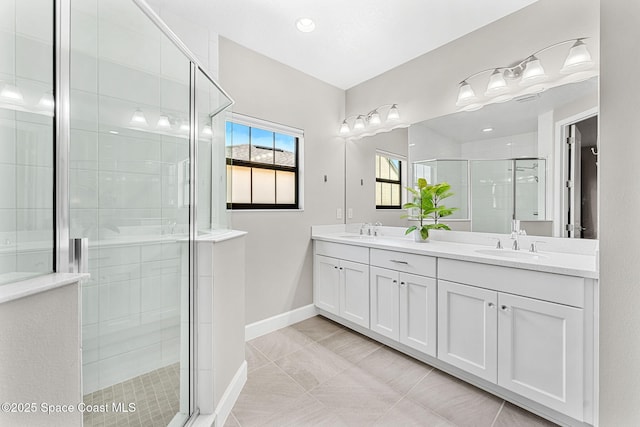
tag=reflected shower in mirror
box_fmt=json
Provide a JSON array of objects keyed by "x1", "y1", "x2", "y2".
[{"x1": 408, "y1": 77, "x2": 598, "y2": 238}]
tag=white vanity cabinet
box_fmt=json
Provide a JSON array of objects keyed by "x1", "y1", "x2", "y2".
[
  {"x1": 369, "y1": 249, "x2": 437, "y2": 356},
  {"x1": 438, "y1": 259, "x2": 585, "y2": 421},
  {"x1": 314, "y1": 241, "x2": 370, "y2": 328}
]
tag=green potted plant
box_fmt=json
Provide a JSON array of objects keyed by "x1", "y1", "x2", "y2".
[{"x1": 402, "y1": 178, "x2": 457, "y2": 242}]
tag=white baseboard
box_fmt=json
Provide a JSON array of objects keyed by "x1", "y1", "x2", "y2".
[
  {"x1": 213, "y1": 361, "x2": 247, "y2": 427},
  {"x1": 245, "y1": 304, "x2": 317, "y2": 341}
]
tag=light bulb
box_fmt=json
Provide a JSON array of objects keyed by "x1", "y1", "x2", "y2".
[
  {"x1": 519, "y1": 56, "x2": 548, "y2": 86},
  {"x1": 130, "y1": 108, "x2": 148, "y2": 126},
  {"x1": 202, "y1": 125, "x2": 213, "y2": 136},
  {"x1": 339, "y1": 120, "x2": 350, "y2": 134},
  {"x1": 38, "y1": 92, "x2": 55, "y2": 110},
  {"x1": 561, "y1": 40, "x2": 594, "y2": 74},
  {"x1": 485, "y1": 69, "x2": 508, "y2": 96},
  {"x1": 369, "y1": 110, "x2": 381, "y2": 125},
  {"x1": 157, "y1": 114, "x2": 171, "y2": 129},
  {"x1": 354, "y1": 115, "x2": 365, "y2": 130},
  {"x1": 387, "y1": 104, "x2": 400, "y2": 120},
  {"x1": 456, "y1": 82, "x2": 477, "y2": 106},
  {"x1": 0, "y1": 83, "x2": 24, "y2": 103},
  {"x1": 296, "y1": 18, "x2": 315, "y2": 33},
  {"x1": 180, "y1": 120, "x2": 189, "y2": 132}
]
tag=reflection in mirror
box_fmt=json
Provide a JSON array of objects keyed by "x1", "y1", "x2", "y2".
[{"x1": 408, "y1": 77, "x2": 597, "y2": 238}]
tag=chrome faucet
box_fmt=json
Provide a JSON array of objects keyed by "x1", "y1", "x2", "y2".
[
  {"x1": 360, "y1": 223, "x2": 371, "y2": 235},
  {"x1": 373, "y1": 222, "x2": 382, "y2": 236},
  {"x1": 510, "y1": 220, "x2": 526, "y2": 250}
]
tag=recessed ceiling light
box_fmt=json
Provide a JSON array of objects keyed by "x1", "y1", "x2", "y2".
[
  {"x1": 296, "y1": 18, "x2": 315, "y2": 33},
  {"x1": 482, "y1": 127, "x2": 494, "y2": 132}
]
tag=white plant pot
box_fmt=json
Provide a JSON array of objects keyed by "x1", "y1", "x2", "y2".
[{"x1": 413, "y1": 229, "x2": 430, "y2": 243}]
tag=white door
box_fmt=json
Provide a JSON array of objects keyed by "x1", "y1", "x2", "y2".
[
  {"x1": 568, "y1": 124, "x2": 583, "y2": 238},
  {"x1": 339, "y1": 260, "x2": 370, "y2": 328},
  {"x1": 498, "y1": 293, "x2": 584, "y2": 420},
  {"x1": 370, "y1": 266, "x2": 399, "y2": 340},
  {"x1": 313, "y1": 255, "x2": 340, "y2": 315},
  {"x1": 437, "y1": 280, "x2": 498, "y2": 382},
  {"x1": 399, "y1": 273, "x2": 437, "y2": 356}
]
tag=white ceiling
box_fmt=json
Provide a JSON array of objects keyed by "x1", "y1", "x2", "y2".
[{"x1": 150, "y1": 0, "x2": 539, "y2": 90}]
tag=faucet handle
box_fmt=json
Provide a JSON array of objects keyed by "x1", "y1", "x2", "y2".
[
  {"x1": 491, "y1": 237, "x2": 502, "y2": 249},
  {"x1": 529, "y1": 241, "x2": 547, "y2": 253}
]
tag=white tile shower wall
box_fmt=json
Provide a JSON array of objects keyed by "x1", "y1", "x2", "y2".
[{"x1": 68, "y1": 0, "x2": 217, "y2": 394}]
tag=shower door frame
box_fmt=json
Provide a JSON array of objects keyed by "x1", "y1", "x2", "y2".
[{"x1": 53, "y1": 0, "x2": 234, "y2": 421}]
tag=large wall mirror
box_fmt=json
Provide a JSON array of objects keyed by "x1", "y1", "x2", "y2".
[
  {"x1": 408, "y1": 77, "x2": 597, "y2": 238},
  {"x1": 344, "y1": 77, "x2": 598, "y2": 239}
]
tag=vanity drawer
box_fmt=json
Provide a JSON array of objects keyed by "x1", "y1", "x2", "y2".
[
  {"x1": 370, "y1": 248, "x2": 436, "y2": 278},
  {"x1": 314, "y1": 240, "x2": 369, "y2": 264},
  {"x1": 438, "y1": 258, "x2": 585, "y2": 308}
]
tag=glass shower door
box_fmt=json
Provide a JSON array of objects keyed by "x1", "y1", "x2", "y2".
[{"x1": 70, "y1": 0, "x2": 192, "y2": 425}]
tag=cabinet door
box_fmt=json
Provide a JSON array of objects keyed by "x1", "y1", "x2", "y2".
[
  {"x1": 314, "y1": 255, "x2": 340, "y2": 315},
  {"x1": 370, "y1": 266, "x2": 399, "y2": 340},
  {"x1": 498, "y1": 293, "x2": 584, "y2": 420},
  {"x1": 399, "y1": 273, "x2": 437, "y2": 356},
  {"x1": 438, "y1": 280, "x2": 498, "y2": 382},
  {"x1": 339, "y1": 260, "x2": 370, "y2": 328}
]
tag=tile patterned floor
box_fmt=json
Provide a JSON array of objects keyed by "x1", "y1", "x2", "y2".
[
  {"x1": 226, "y1": 316, "x2": 558, "y2": 427},
  {"x1": 83, "y1": 363, "x2": 181, "y2": 427}
]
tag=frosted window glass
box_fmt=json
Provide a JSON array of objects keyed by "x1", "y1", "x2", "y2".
[
  {"x1": 276, "y1": 170, "x2": 295, "y2": 204},
  {"x1": 230, "y1": 165, "x2": 251, "y2": 203},
  {"x1": 252, "y1": 168, "x2": 275, "y2": 204}
]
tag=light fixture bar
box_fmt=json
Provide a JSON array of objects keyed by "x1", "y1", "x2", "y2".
[{"x1": 337, "y1": 104, "x2": 402, "y2": 136}]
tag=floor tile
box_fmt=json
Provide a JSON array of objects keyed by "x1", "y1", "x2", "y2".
[
  {"x1": 262, "y1": 392, "x2": 347, "y2": 426},
  {"x1": 249, "y1": 326, "x2": 313, "y2": 361},
  {"x1": 275, "y1": 341, "x2": 352, "y2": 390},
  {"x1": 223, "y1": 412, "x2": 240, "y2": 427},
  {"x1": 407, "y1": 369, "x2": 503, "y2": 427},
  {"x1": 231, "y1": 362, "x2": 306, "y2": 426},
  {"x1": 317, "y1": 328, "x2": 381, "y2": 364},
  {"x1": 309, "y1": 364, "x2": 403, "y2": 423},
  {"x1": 358, "y1": 345, "x2": 432, "y2": 394},
  {"x1": 290, "y1": 315, "x2": 344, "y2": 342},
  {"x1": 494, "y1": 402, "x2": 559, "y2": 426},
  {"x1": 245, "y1": 342, "x2": 270, "y2": 372},
  {"x1": 374, "y1": 397, "x2": 456, "y2": 426}
]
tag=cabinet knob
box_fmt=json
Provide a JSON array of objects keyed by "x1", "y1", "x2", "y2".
[
  {"x1": 488, "y1": 302, "x2": 495, "y2": 308},
  {"x1": 400, "y1": 282, "x2": 407, "y2": 288},
  {"x1": 339, "y1": 267, "x2": 343, "y2": 270},
  {"x1": 334, "y1": 266, "x2": 338, "y2": 269},
  {"x1": 501, "y1": 305, "x2": 511, "y2": 312},
  {"x1": 392, "y1": 280, "x2": 397, "y2": 283}
]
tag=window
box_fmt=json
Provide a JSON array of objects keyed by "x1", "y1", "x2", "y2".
[
  {"x1": 375, "y1": 153, "x2": 402, "y2": 209},
  {"x1": 226, "y1": 115, "x2": 301, "y2": 209}
]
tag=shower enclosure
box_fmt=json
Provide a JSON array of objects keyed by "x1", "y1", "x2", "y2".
[
  {"x1": 1, "y1": 0, "x2": 232, "y2": 425},
  {"x1": 413, "y1": 158, "x2": 546, "y2": 234}
]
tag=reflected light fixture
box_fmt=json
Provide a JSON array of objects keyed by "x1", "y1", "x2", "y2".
[
  {"x1": 202, "y1": 125, "x2": 213, "y2": 136},
  {"x1": 157, "y1": 114, "x2": 171, "y2": 129},
  {"x1": 130, "y1": 108, "x2": 148, "y2": 126},
  {"x1": 38, "y1": 92, "x2": 55, "y2": 109},
  {"x1": 455, "y1": 37, "x2": 595, "y2": 111},
  {"x1": 180, "y1": 120, "x2": 189, "y2": 132},
  {"x1": 296, "y1": 18, "x2": 315, "y2": 33},
  {"x1": 482, "y1": 127, "x2": 494, "y2": 133},
  {"x1": 0, "y1": 83, "x2": 24, "y2": 103},
  {"x1": 339, "y1": 104, "x2": 402, "y2": 137}
]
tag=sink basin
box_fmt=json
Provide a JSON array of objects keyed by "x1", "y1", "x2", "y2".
[
  {"x1": 475, "y1": 248, "x2": 548, "y2": 260},
  {"x1": 339, "y1": 234, "x2": 376, "y2": 240}
]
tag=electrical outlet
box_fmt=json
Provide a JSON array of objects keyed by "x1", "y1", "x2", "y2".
[
  {"x1": 348, "y1": 208, "x2": 353, "y2": 219},
  {"x1": 336, "y1": 208, "x2": 342, "y2": 219}
]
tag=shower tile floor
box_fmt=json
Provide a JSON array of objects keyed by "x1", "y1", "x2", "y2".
[
  {"x1": 83, "y1": 363, "x2": 181, "y2": 427},
  {"x1": 226, "y1": 315, "x2": 558, "y2": 427}
]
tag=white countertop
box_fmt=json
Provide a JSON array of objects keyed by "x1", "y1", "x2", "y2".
[
  {"x1": 0, "y1": 272, "x2": 90, "y2": 304},
  {"x1": 312, "y1": 228, "x2": 598, "y2": 279}
]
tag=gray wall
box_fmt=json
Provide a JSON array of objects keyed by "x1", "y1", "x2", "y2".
[
  {"x1": 219, "y1": 38, "x2": 345, "y2": 324},
  {"x1": 599, "y1": 1, "x2": 640, "y2": 424}
]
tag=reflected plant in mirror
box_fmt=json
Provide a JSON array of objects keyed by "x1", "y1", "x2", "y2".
[{"x1": 403, "y1": 178, "x2": 457, "y2": 241}]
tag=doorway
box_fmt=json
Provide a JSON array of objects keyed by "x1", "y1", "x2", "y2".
[{"x1": 564, "y1": 115, "x2": 598, "y2": 239}]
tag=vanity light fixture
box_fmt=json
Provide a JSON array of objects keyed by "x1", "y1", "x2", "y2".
[
  {"x1": 0, "y1": 83, "x2": 24, "y2": 103},
  {"x1": 339, "y1": 104, "x2": 407, "y2": 140},
  {"x1": 157, "y1": 114, "x2": 171, "y2": 129},
  {"x1": 456, "y1": 37, "x2": 595, "y2": 110},
  {"x1": 296, "y1": 18, "x2": 315, "y2": 33},
  {"x1": 130, "y1": 108, "x2": 148, "y2": 126},
  {"x1": 179, "y1": 120, "x2": 190, "y2": 132},
  {"x1": 202, "y1": 125, "x2": 213, "y2": 136},
  {"x1": 38, "y1": 92, "x2": 55, "y2": 110}
]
